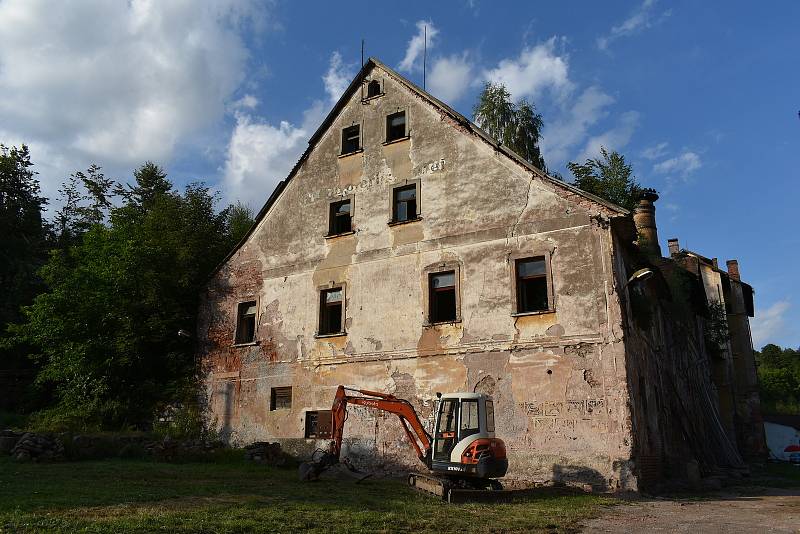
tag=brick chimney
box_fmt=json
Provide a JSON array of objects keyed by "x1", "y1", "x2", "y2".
[
  {"x1": 633, "y1": 189, "x2": 662, "y2": 257},
  {"x1": 726, "y1": 259, "x2": 740, "y2": 281},
  {"x1": 667, "y1": 238, "x2": 680, "y2": 257}
]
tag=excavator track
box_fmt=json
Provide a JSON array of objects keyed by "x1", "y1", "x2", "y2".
[{"x1": 407, "y1": 473, "x2": 509, "y2": 504}]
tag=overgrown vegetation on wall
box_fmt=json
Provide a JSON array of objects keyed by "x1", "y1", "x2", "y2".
[
  {"x1": 756, "y1": 344, "x2": 800, "y2": 415},
  {"x1": 0, "y1": 144, "x2": 253, "y2": 431}
]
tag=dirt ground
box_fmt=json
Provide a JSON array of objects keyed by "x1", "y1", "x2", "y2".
[{"x1": 581, "y1": 487, "x2": 800, "y2": 533}]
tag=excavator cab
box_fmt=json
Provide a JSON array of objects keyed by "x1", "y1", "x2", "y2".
[{"x1": 430, "y1": 393, "x2": 508, "y2": 479}]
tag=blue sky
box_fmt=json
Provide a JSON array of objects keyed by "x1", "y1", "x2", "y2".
[{"x1": 0, "y1": 1, "x2": 797, "y2": 348}]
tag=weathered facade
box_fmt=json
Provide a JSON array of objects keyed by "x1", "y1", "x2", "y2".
[{"x1": 197, "y1": 58, "x2": 764, "y2": 490}]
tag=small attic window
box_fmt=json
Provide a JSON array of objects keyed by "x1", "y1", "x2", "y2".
[{"x1": 367, "y1": 79, "x2": 381, "y2": 98}]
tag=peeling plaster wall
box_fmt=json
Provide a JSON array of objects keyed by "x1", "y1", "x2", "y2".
[{"x1": 197, "y1": 65, "x2": 636, "y2": 490}]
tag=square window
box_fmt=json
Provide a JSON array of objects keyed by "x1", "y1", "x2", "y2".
[
  {"x1": 386, "y1": 111, "x2": 406, "y2": 142},
  {"x1": 235, "y1": 301, "x2": 257, "y2": 344},
  {"x1": 392, "y1": 184, "x2": 417, "y2": 222},
  {"x1": 367, "y1": 79, "x2": 381, "y2": 98},
  {"x1": 328, "y1": 199, "x2": 352, "y2": 235},
  {"x1": 429, "y1": 271, "x2": 457, "y2": 323},
  {"x1": 319, "y1": 287, "x2": 344, "y2": 335},
  {"x1": 341, "y1": 125, "x2": 360, "y2": 154},
  {"x1": 516, "y1": 257, "x2": 549, "y2": 313},
  {"x1": 270, "y1": 386, "x2": 292, "y2": 411},
  {"x1": 305, "y1": 410, "x2": 332, "y2": 438}
]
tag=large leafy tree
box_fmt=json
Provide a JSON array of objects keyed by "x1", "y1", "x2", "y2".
[
  {"x1": 0, "y1": 145, "x2": 49, "y2": 368},
  {"x1": 11, "y1": 163, "x2": 252, "y2": 429},
  {"x1": 756, "y1": 344, "x2": 800, "y2": 415},
  {"x1": 473, "y1": 83, "x2": 547, "y2": 171},
  {"x1": 567, "y1": 147, "x2": 642, "y2": 211}
]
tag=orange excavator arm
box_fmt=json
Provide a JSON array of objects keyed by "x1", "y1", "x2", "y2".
[{"x1": 329, "y1": 385, "x2": 432, "y2": 466}]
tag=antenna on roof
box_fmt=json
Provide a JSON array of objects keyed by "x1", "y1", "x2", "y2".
[{"x1": 423, "y1": 25, "x2": 427, "y2": 90}]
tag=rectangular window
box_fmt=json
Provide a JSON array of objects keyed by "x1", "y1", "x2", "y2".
[
  {"x1": 341, "y1": 125, "x2": 360, "y2": 154},
  {"x1": 460, "y1": 399, "x2": 480, "y2": 438},
  {"x1": 434, "y1": 399, "x2": 458, "y2": 460},
  {"x1": 486, "y1": 400, "x2": 495, "y2": 433},
  {"x1": 516, "y1": 257, "x2": 549, "y2": 313},
  {"x1": 429, "y1": 271, "x2": 457, "y2": 323},
  {"x1": 319, "y1": 287, "x2": 344, "y2": 335},
  {"x1": 270, "y1": 386, "x2": 292, "y2": 411},
  {"x1": 305, "y1": 410, "x2": 332, "y2": 438},
  {"x1": 235, "y1": 301, "x2": 256, "y2": 344},
  {"x1": 392, "y1": 184, "x2": 417, "y2": 222},
  {"x1": 328, "y1": 199, "x2": 352, "y2": 235},
  {"x1": 386, "y1": 111, "x2": 406, "y2": 142}
]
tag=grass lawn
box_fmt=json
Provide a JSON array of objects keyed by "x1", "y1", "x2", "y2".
[{"x1": 0, "y1": 455, "x2": 616, "y2": 533}]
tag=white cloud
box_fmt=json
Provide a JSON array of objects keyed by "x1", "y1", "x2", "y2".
[
  {"x1": 399, "y1": 20, "x2": 438, "y2": 72},
  {"x1": 231, "y1": 94, "x2": 259, "y2": 111},
  {"x1": 323, "y1": 51, "x2": 354, "y2": 104},
  {"x1": 427, "y1": 54, "x2": 474, "y2": 102},
  {"x1": 653, "y1": 151, "x2": 702, "y2": 178},
  {"x1": 641, "y1": 142, "x2": 669, "y2": 160},
  {"x1": 597, "y1": 0, "x2": 671, "y2": 51},
  {"x1": 578, "y1": 111, "x2": 641, "y2": 161},
  {"x1": 482, "y1": 38, "x2": 573, "y2": 102},
  {"x1": 751, "y1": 300, "x2": 790, "y2": 349},
  {"x1": 0, "y1": 0, "x2": 264, "y2": 200},
  {"x1": 540, "y1": 86, "x2": 614, "y2": 165},
  {"x1": 220, "y1": 111, "x2": 309, "y2": 209}
]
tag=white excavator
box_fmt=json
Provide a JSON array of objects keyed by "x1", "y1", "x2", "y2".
[{"x1": 299, "y1": 385, "x2": 508, "y2": 498}]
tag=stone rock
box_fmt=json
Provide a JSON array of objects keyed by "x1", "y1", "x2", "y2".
[
  {"x1": 244, "y1": 441, "x2": 287, "y2": 466},
  {"x1": 10, "y1": 432, "x2": 65, "y2": 462}
]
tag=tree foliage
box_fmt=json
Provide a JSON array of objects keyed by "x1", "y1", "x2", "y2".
[
  {"x1": 8, "y1": 162, "x2": 253, "y2": 429},
  {"x1": 756, "y1": 344, "x2": 800, "y2": 415},
  {"x1": 567, "y1": 147, "x2": 642, "y2": 211},
  {"x1": 473, "y1": 82, "x2": 547, "y2": 171},
  {"x1": 0, "y1": 145, "x2": 49, "y2": 368}
]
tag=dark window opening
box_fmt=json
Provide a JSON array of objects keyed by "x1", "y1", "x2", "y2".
[
  {"x1": 319, "y1": 287, "x2": 344, "y2": 335},
  {"x1": 392, "y1": 184, "x2": 417, "y2": 222},
  {"x1": 328, "y1": 199, "x2": 351, "y2": 235},
  {"x1": 305, "y1": 410, "x2": 332, "y2": 438},
  {"x1": 386, "y1": 111, "x2": 406, "y2": 142},
  {"x1": 516, "y1": 257, "x2": 549, "y2": 313},
  {"x1": 367, "y1": 79, "x2": 381, "y2": 98},
  {"x1": 235, "y1": 301, "x2": 256, "y2": 344},
  {"x1": 270, "y1": 386, "x2": 292, "y2": 411},
  {"x1": 429, "y1": 271, "x2": 457, "y2": 323},
  {"x1": 341, "y1": 125, "x2": 360, "y2": 154}
]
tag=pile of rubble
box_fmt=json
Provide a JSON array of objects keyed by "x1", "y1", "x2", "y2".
[
  {"x1": 144, "y1": 437, "x2": 226, "y2": 461},
  {"x1": 244, "y1": 441, "x2": 288, "y2": 466},
  {"x1": 8, "y1": 432, "x2": 65, "y2": 462}
]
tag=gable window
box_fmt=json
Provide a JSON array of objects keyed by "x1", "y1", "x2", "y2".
[
  {"x1": 328, "y1": 199, "x2": 352, "y2": 236},
  {"x1": 319, "y1": 287, "x2": 344, "y2": 335},
  {"x1": 392, "y1": 184, "x2": 418, "y2": 223},
  {"x1": 305, "y1": 410, "x2": 332, "y2": 438},
  {"x1": 515, "y1": 257, "x2": 550, "y2": 313},
  {"x1": 270, "y1": 386, "x2": 292, "y2": 411},
  {"x1": 235, "y1": 301, "x2": 257, "y2": 344},
  {"x1": 386, "y1": 111, "x2": 407, "y2": 142},
  {"x1": 341, "y1": 124, "x2": 360, "y2": 155},
  {"x1": 429, "y1": 271, "x2": 457, "y2": 323},
  {"x1": 366, "y1": 79, "x2": 381, "y2": 98}
]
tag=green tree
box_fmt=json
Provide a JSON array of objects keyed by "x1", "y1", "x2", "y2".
[
  {"x1": 567, "y1": 147, "x2": 642, "y2": 211},
  {"x1": 225, "y1": 201, "x2": 255, "y2": 247},
  {"x1": 473, "y1": 82, "x2": 547, "y2": 171},
  {"x1": 10, "y1": 163, "x2": 242, "y2": 429},
  {"x1": 755, "y1": 344, "x2": 800, "y2": 414},
  {"x1": 0, "y1": 145, "x2": 49, "y2": 368}
]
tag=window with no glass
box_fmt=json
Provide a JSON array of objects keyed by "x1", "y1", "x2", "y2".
[
  {"x1": 386, "y1": 111, "x2": 406, "y2": 142},
  {"x1": 235, "y1": 301, "x2": 256, "y2": 344},
  {"x1": 328, "y1": 199, "x2": 352, "y2": 235},
  {"x1": 318, "y1": 287, "x2": 344, "y2": 335},
  {"x1": 270, "y1": 386, "x2": 292, "y2": 411},
  {"x1": 305, "y1": 410, "x2": 332, "y2": 438},
  {"x1": 515, "y1": 257, "x2": 550, "y2": 313},
  {"x1": 366, "y1": 79, "x2": 381, "y2": 98},
  {"x1": 429, "y1": 271, "x2": 457, "y2": 323},
  {"x1": 341, "y1": 124, "x2": 360, "y2": 155},
  {"x1": 392, "y1": 184, "x2": 417, "y2": 223}
]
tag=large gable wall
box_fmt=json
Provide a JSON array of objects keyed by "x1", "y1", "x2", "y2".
[{"x1": 197, "y1": 64, "x2": 636, "y2": 490}]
